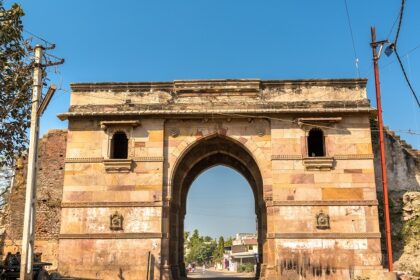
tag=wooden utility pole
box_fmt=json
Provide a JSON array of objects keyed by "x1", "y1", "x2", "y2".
[
  {"x1": 370, "y1": 26, "x2": 393, "y2": 272},
  {"x1": 20, "y1": 44, "x2": 43, "y2": 279}
]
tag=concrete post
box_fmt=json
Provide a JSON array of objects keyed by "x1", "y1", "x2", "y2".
[{"x1": 20, "y1": 44, "x2": 43, "y2": 280}]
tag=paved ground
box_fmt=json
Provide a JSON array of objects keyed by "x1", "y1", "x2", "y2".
[{"x1": 187, "y1": 268, "x2": 255, "y2": 279}]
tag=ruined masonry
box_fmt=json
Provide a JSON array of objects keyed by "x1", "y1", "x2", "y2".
[{"x1": 3, "y1": 78, "x2": 419, "y2": 279}]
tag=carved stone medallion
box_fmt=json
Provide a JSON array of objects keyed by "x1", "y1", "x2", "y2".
[
  {"x1": 316, "y1": 210, "x2": 330, "y2": 229},
  {"x1": 110, "y1": 212, "x2": 124, "y2": 231}
]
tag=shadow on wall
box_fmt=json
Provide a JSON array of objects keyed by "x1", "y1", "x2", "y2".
[{"x1": 146, "y1": 252, "x2": 155, "y2": 280}]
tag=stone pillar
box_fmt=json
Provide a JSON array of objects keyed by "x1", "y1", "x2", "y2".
[{"x1": 160, "y1": 200, "x2": 173, "y2": 280}]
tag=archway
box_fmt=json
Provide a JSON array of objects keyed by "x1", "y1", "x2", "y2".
[{"x1": 169, "y1": 135, "x2": 267, "y2": 279}]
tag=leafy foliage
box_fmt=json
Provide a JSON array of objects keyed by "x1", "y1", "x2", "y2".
[
  {"x1": 212, "y1": 236, "x2": 225, "y2": 262},
  {"x1": 0, "y1": 1, "x2": 33, "y2": 167},
  {"x1": 0, "y1": 163, "x2": 12, "y2": 207},
  {"x1": 237, "y1": 263, "x2": 254, "y2": 273},
  {"x1": 185, "y1": 229, "x2": 224, "y2": 265}
]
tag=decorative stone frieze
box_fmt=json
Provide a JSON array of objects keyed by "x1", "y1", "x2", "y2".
[
  {"x1": 267, "y1": 232, "x2": 380, "y2": 239},
  {"x1": 59, "y1": 233, "x2": 163, "y2": 239}
]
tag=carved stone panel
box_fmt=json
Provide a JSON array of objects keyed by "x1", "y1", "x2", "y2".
[
  {"x1": 110, "y1": 212, "x2": 124, "y2": 231},
  {"x1": 316, "y1": 210, "x2": 330, "y2": 230}
]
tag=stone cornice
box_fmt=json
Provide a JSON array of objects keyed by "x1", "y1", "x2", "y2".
[
  {"x1": 58, "y1": 107, "x2": 374, "y2": 121},
  {"x1": 267, "y1": 232, "x2": 380, "y2": 239},
  {"x1": 70, "y1": 78, "x2": 368, "y2": 92}
]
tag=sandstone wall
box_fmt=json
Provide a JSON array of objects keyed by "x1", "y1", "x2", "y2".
[{"x1": 0, "y1": 129, "x2": 67, "y2": 270}]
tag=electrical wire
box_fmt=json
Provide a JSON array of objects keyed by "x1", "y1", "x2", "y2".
[
  {"x1": 343, "y1": 0, "x2": 360, "y2": 77},
  {"x1": 389, "y1": 0, "x2": 420, "y2": 108},
  {"x1": 382, "y1": 43, "x2": 420, "y2": 69},
  {"x1": 23, "y1": 29, "x2": 54, "y2": 47},
  {"x1": 394, "y1": 0, "x2": 405, "y2": 47},
  {"x1": 386, "y1": 10, "x2": 400, "y2": 40},
  {"x1": 394, "y1": 49, "x2": 420, "y2": 107}
]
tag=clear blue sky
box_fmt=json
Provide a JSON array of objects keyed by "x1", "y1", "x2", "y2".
[
  {"x1": 11, "y1": 0, "x2": 420, "y2": 238},
  {"x1": 185, "y1": 166, "x2": 256, "y2": 238}
]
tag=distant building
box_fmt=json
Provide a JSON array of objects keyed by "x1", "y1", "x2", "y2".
[{"x1": 223, "y1": 233, "x2": 258, "y2": 272}]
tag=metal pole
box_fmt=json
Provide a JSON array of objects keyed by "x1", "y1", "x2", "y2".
[
  {"x1": 370, "y1": 26, "x2": 393, "y2": 272},
  {"x1": 20, "y1": 44, "x2": 43, "y2": 280}
]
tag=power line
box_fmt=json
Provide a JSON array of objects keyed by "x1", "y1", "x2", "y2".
[
  {"x1": 343, "y1": 0, "x2": 360, "y2": 77},
  {"x1": 23, "y1": 29, "x2": 54, "y2": 47},
  {"x1": 394, "y1": 0, "x2": 405, "y2": 47},
  {"x1": 394, "y1": 49, "x2": 420, "y2": 107},
  {"x1": 382, "y1": 43, "x2": 420, "y2": 69},
  {"x1": 386, "y1": 10, "x2": 400, "y2": 40},
  {"x1": 389, "y1": 0, "x2": 420, "y2": 108}
]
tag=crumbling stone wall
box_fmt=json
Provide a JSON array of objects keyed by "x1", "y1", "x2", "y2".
[
  {"x1": 0, "y1": 129, "x2": 67, "y2": 270},
  {"x1": 371, "y1": 121, "x2": 420, "y2": 276}
]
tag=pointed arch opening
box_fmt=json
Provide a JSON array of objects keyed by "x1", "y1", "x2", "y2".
[{"x1": 168, "y1": 135, "x2": 266, "y2": 279}]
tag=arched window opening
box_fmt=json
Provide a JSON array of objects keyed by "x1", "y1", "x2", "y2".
[
  {"x1": 307, "y1": 128, "x2": 325, "y2": 157},
  {"x1": 111, "y1": 132, "x2": 128, "y2": 159}
]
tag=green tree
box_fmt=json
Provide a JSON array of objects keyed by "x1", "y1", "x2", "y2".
[
  {"x1": 212, "y1": 236, "x2": 225, "y2": 262},
  {"x1": 0, "y1": 1, "x2": 33, "y2": 167},
  {"x1": 185, "y1": 229, "x2": 217, "y2": 265},
  {"x1": 225, "y1": 236, "x2": 233, "y2": 247}
]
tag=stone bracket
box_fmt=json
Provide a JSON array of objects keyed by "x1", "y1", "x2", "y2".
[
  {"x1": 303, "y1": 157, "x2": 334, "y2": 171},
  {"x1": 297, "y1": 117, "x2": 342, "y2": 128},
  {"x1": 100, "y1": 120, "x2": 141, "y2": 130},
  {"x1": 103, "y1": 159, "x2": 132, "y2": 173}
]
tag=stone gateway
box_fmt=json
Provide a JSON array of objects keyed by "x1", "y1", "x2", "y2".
[{"x1": 55, "y1": 79, "x2": 391, "y2": 279}]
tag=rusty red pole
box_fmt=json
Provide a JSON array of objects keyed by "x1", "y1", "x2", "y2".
[{"x1": 370, "y1": 26, "x2": 393, "y2": 272}]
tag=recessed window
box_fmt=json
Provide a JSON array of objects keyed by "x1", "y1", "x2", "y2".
[
  {"x1": 307, "y1": 128, "x2": 325, "y2": 157},
  {"x1": 111, "y1": 132, "x2": 128, "y2": 159}
]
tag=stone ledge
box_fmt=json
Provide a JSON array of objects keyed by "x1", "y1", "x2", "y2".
[
  {"x1": 59, "y1": 233, "x2": 163, "y2": 239},
  {"x1": 267, "y1": 232, "x2": 381, "y2": 239},
  {"x1": 103, "y1": 159, "x2": 132, "y2": 173},
  {"x1": 303, "y1": 157, "x2": 334, "y2": 171},
  {"x1": 61, "y1": 201, "x2": 163, "y2": 208},
  {"x1": 267, "y1": 200, "x2": 378, "y2": 206}
]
